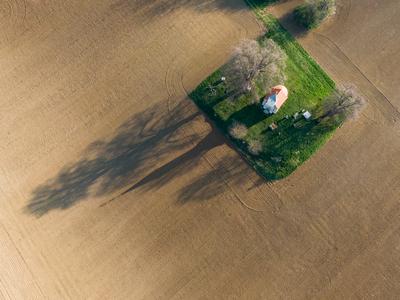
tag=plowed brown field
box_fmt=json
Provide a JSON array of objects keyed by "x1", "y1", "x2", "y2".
[{"x1": 1, "y1": 0, "x2": 399, "y2": 298}]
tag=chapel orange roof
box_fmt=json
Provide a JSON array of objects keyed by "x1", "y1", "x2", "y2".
[{"x1": 268, "y1": 85, "x2": 288, "y2": 110}]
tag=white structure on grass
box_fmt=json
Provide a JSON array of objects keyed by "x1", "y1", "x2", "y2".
[{"x1": 262, "y1": 85, "x2": 289, "y2": 114}]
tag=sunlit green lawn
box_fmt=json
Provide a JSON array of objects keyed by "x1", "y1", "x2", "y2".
[{"x1": 189, "y1": 0, "x2": 337, "y2": 180}]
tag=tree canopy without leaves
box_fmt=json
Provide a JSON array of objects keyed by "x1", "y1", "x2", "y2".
[
  {"x1": 319, "y1": 84, "x2": 366, "y2": 124},
  {"x1": 222, "y1": 39, "x2": 286, "y2": 102},
  {"x1": 228, "y1": 121, "x2": 248, "y2": 140}
]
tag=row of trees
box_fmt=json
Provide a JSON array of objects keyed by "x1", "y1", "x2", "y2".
[{"x1": 228, "y1": 121, "x2": 263, "y2": 155}]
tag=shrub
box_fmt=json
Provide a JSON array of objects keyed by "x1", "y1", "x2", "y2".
[
  {"x1": 294, "y1": 0, "x2": 335, "y2": 29},
  {"x1": 247, "y1": 139, "x2": 263, "y2": 155},
  {"x1": 229, "y1": 121, "x2": 248, "y2": 140}
]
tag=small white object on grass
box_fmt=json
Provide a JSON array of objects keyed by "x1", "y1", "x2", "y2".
[
  {"x1": 303, "y1": 111, "x2": 312, "y2": 120},
  {"x1": 221, "y1": 76, "x2": 226, "y2": 81}
]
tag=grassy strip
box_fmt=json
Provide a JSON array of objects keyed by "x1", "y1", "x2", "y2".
[{"x1": 189, "y1": 0, "x2": 337, "y2": 180}]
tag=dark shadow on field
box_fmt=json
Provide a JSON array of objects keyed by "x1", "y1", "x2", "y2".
[
  {"x1": 118, "y1": 130, "x2": 223, "y2": 194},
  {"x1": 26, "y1": 98, "x2": 256, "y2": 216},
  {"x1": 98, "y1": 109, "x2": 265, "y2": 206},
  {"x1": 26, "y1": 101, "x2": 203, "y2": 216},
  {"x1": 177, "y1": 153, "x2": 256, "y2": 203},
  {"x1": 112, "y1": 132, "x2": 258, "y2": 205}
]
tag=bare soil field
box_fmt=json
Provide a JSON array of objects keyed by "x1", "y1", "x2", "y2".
[{"x1": 1, "y1": 0, "x2": 400, "y2": 299}]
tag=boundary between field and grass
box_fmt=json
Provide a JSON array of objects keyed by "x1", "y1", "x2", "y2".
[{"x1": 189, "y1": 0, "x2": 337, "y2": 180}]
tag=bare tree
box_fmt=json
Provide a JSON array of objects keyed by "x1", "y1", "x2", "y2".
[
  {"x1": 319, "y1": 84, "x2": 366, "y2": 124},
  {"x1": 229, "y1": 121, "x2": 248, "y2": 140},
  {"x1": 222, "y1": 39, "x2": 286, "y2": 102},
  {"x1": 247, "y1": 139, "x2": 263, "y2": 155}
]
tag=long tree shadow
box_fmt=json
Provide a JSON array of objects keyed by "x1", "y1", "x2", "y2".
[
  {"x1": 117, "y1": 130, "x2": 223, "y2": 196},
  {"x1": 177, "y1": 153, "x2": 256, "y2": 204},
  {"x1": 26, "y1": 101, "x2": 202, "y2": 216},
  {"x1": 109, "y1": 128, "x2": 262, "y2": 206}
]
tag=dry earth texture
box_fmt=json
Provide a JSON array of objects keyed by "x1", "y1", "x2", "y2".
[{"x1": 0, "y1": 0, "x2": 400, "y2": 299}]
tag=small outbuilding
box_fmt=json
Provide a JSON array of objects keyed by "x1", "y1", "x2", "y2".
[
  {"x1": 262, "y1": 85, "x2": 289, "y2": 114},
  {"x1": 269, "y1": 122, "x2": 278, "y2": 131},
  {"x1": 303, "y1": 111, "x2": 312, "y2": 120}
]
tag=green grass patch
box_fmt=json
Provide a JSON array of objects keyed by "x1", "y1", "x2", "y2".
[{"x1": 189, "y1": 0, "x2": 337, "y2": 180}]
